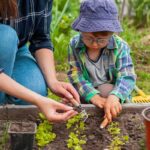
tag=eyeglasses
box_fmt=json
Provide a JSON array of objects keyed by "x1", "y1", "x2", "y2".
[{"x1": 82, "y1": 35, "x2": 110, "y2": 45}]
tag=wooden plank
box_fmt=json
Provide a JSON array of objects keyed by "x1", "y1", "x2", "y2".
[
  {"x1": 0, "y1": 103, "x2": 150, "y2": 120},
  {"x1": 0, "y1": 105, "x2": 40, "y2": 121}
]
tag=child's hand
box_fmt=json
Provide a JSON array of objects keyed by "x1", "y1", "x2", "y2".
[
  {"x1": 91, "y1": 94, "x2": 106, "y2": 108},
  {"x1": 100, "y1": 117, "x2": 109, "y2": 129},
  {"x1": 104, "y1": 95, "x2": 122, "y2": 122}
]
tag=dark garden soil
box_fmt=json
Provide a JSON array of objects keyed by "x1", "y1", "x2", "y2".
[
  {"x1": 0, "y1": 110, "x2": 147, "y2": 150},
  {"x1": 9, "y1": 122, "x2": 35, "y2": 133},
  {"x1": 31, "y1": 112, "x2": 146, "y2": 150}
]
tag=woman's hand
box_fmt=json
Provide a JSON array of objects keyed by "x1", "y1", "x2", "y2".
[
  {"x1": 104, "y1": 95, "x2": 122, "y2": 122},
  {"x1": 37, "y1": 97, "x2": 78, "y2": 122},
  {"x1": 0, "y1": 73, "x2": 78, "y2": 122},
  {"x1": 49, "y1": 80, "x2": 80, "y2": 104},
  {"x1": 34, "y1": 50, "x2": 80, "y2": 104}
]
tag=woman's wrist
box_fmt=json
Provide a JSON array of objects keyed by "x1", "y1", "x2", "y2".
[
  {"x1": 46, "y1": 77, "x2": 58, "y2": 89},
  {"x1": 31, "y1": 94, "x2": 44, "y2": 106}
]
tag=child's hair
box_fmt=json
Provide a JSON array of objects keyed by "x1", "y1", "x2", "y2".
[{"x1": 92, "y1": 31, "x2": 113, "y2": 36}]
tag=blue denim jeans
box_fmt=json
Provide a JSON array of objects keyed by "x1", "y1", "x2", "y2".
[{"x1": 0, "y1": 24, "x2": 47, "y2": 105}]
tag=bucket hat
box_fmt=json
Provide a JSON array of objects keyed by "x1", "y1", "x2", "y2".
[{"x1": 72, "y1": 0, "x2": 123, "y2": 32}]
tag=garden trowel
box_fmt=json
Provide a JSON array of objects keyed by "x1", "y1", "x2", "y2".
[{"x1": 70, "y1": 98, "x2": 88, "y2": 122}]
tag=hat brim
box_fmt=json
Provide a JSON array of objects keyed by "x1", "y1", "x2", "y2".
[{"x1": 72, "y1": 17, "x2": 123, "y2": 32}]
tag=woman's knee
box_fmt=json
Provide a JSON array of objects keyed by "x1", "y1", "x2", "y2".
[
  {"x1": 12, "y1": 54, "x2": 48, "y2": 99},
  {"x1": 0, "y1": 24, "x2": 18, "y2": 56}
]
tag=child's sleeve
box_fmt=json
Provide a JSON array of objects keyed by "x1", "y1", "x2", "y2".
[
  {"x1": 109, "y1": 42, "x2": 136, "y2": 103},
  {"x1": 67, "y1": 40, "x2": 100, "y2": 103}
]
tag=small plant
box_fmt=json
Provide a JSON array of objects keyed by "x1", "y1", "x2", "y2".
[
  {"x1": 66, "y1": 113, "x2": 85, "y2": 129},
  {"x1": 0, "y1": 122, "x2": 9, "y2": 150},
  {"x1": 67, "y1": 132, "x2": 86, "y2": 150},
  {"x1": 107, "y1": 122, "x2": 129, "y2": 150},
  {"x1": 108, "y1": 122, "x2": 121, "y2": 135},
  {"x1": 66, "y1": 113, "x2": 87, "y2": 150},
  {"x1": 47, "y1": 89, "x2": 61, "y2": 102},
  {"x1": 138, "y1": 138, "x2": 146, "y2": 150},
  {"x1": 36, "y1": 114, "x2": 56, "y2": 147}
]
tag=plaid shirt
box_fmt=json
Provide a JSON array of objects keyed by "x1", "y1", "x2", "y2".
[
  {"x1": 0, "y1": 0, "x2": 53, "y2": 73},
  {"x1": 0, "y1": 0, "x2": 53, "y2": 53},
  {"x1": 68, "y1": 34, "x2": 136, "y2": 103}
]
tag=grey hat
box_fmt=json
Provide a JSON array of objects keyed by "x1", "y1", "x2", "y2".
[{"x1": 72, "y1": 0, "x2": 123, "y2": 32}]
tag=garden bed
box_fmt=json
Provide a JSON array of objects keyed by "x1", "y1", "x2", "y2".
[{"x1": 0, "y1": 103, "x2": 149, "y2": 150}]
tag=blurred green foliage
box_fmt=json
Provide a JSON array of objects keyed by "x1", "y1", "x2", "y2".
[
  {"x1": 115, "y1": 0, "x2": 150, "y2": 27},
  {"x1": 129, "y1": 0, "x2": 150, "y2": 27},
  {"x1": 51, "y1": 0, "x2": 79, "y2": 64}
]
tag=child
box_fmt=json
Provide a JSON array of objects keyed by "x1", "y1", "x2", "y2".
[{"x1": 67, "y1": 0, "x2": 136, "y2": 127}]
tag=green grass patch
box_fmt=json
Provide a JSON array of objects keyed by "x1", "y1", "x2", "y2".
[{"x1": 136, "y1": 71, "x2": 150, "y2": 94}]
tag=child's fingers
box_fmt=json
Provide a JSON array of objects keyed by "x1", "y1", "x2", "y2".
[
  {"x1": 115, "y1": 105, "x2": 120, "y2": 115},
  {"x1": 100, "y1": 117, "x2": 109, "y2": 129},
  {"x1": 97, "y1": 102, "x2": 104, "y2": 108},
  {"x1": 105, "y1": 106, "x2": 112, "y2": 122},
  {"x1": 110, "y1": 107, "x2": 117, "y2": 118}
]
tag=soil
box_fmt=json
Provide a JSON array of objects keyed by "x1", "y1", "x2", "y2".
[
  {"x1": 9, "y1": 122, "x2": 36, "y2": 133},
  {"x1": 0, "y1": 107, "x2": 147, "y2": 150},
  {"x1": 32, "y1": 112, "x2": 146, "y2": 150},
  {"x1": 0, "y1": 112, "x2": 147, "y2": 150}
]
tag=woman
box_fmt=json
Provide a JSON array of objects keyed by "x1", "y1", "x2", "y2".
[{"x1": 0, "y1": 0, "x2": 79, "y2": 121}]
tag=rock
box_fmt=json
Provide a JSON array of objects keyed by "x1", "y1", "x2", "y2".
[{"x1": 88, "y1": 134, "x2": 95, "y2": 140}]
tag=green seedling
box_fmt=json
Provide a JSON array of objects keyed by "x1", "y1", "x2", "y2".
[
  {"x1": 107, "y1": 122, "x2": 129, "y2": 150},
  {"x1": 0, "y1": 122, "x2": 9, "y2": 150},
  {"x1": 66, "y1": 113, "x2": 85, "y2": 129},
  {"x1": 67, "y1": 132, "x2": 86, "y2": 150},
  {"x1": 47, "y1": 90, "x2": 61, "y2": 102},
  {"x1": 66, "y1": 113, "x2": 87, "y2": 150},
  {"x1": 36, "y1": 115, "x2": 56, "y2": 147},
  {"x1": 108, "y1": 122, "x2": 121, "y2": 136}
]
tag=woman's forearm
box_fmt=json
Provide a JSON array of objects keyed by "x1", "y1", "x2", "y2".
[
  {"x1": 34, "y1": 48, "x2": 80, "y2": 102},
  {"x1": 0, "y1": 73, "x2": 77, "y2": 122},
  {"x1": 0, "y1": 73, "x2": 42, "y2": 105},
  {"x1": 35, "y1": 48, "x2": 58, "y2": 88}
]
